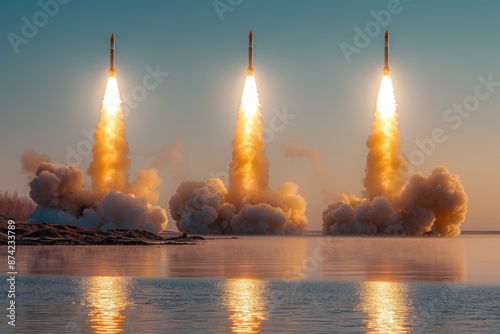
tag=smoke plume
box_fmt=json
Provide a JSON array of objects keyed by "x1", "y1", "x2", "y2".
[
  {"x1": 169, "y1": 179, "x2": 307, "y2": 235},
  {"x1": 170, "y1": 74, "x2": 307, "y2": 234},
  {"x1": 23, "y1": 77, "x2": 168, "y2": 233},
  {"x1": 323, "y1": 75, "x2": 468, "y2": 237},
  {"x1": 150, "y1": 137, "x2": 186, "y2": 182},
  {"x1": 281, "y1": 137, "x2": 335, "y2": 203},
  {"x1": 21, "y1": 150, "x2": 51, "y2": 175}
]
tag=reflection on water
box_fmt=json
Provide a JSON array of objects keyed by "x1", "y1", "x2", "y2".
[
  {"x1": 167, "y1": 238, "x2": 307, "y2": 279},
  {"x1": 220, "y1": 279, "x2": 270, "y2": 333},
  {"x1": 320, "y1": 237, "x2": 466, "y2": 283},
  {"x1": 81, "y1": 276, "x2": 133, "y2": 333},
  {"x1": 358, "y1": 281, "x2": 412, "y2": 334},
  {"x1": 12, "y1": 237, "x2": 478, "y2": 282}
]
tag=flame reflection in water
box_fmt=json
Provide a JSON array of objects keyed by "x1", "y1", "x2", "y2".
[
  {"x1": 358, "y1": 281, "x2": 413, "y2": 334},
  {"x1": 220, "y1": 278, "x2": 270, "y2": 333},
  {"x1": 81, "y1": 276, "x2": 132, "y2": 333}
]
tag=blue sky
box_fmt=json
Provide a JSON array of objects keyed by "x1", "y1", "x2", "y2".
[{"x1": 1, "y1": 0, "x2": 499, "y2": 230}]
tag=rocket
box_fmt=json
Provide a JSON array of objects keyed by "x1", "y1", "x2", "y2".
[
  {"x1": 247, "y1": 31, "x2": 254, "y2": 75},
  {"x1": 109, "y1": 33, "x2": 116, "y2": 77},
  {"x1": 383, "y1": 30, "x2": 390, "y2": 75}
]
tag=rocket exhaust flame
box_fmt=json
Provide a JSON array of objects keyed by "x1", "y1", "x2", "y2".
[
  {"x1": 88, "y1": 76, "x2": 130, "y2": 196},
  {"x1": 227, "y1": 74, "x2": 268, "y2": 206},
  {"x1": 169, "y1": 31, "x2": 307, "y2": 235},
  {"x1": 322, "y1": 32, "x2": 467, "y2": 237},
  {"x1": 23, "y1": 34, "x2": 168, "y2": 233},
  {"x1": 364, "y1": 74, "x2": 407, "y2": 200}
]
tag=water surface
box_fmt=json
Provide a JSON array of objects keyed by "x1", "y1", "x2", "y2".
[{"x1": 2, "y1": 235, "x2": 500, "y2": 333}]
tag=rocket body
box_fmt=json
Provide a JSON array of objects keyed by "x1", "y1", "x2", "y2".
[
  {"x1": 109, "y1": 33, "x2": 116, "y2": 77},
  {"x1": 383, "y1": 30, "x2": 390, "y2": 75},
  {"x1": 248, "y1": 31, "x2": 254, "y2": 75}
]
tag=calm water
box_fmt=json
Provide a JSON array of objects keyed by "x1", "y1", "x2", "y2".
[{"x1": 2, "y1": 235, "x2": 500, "y2": 333}]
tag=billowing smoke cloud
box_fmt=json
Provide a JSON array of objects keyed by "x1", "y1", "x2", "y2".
[
  {"x1": 169, "y1": 179, "x2": 307, "y2": 235},
  {"x1": 23, "y1": 77, "x2": 168, "y2": 233},
  {"x1": 396, "y1": 167, "x2": 467, "y2": 237},
  {"x1": 281, "y1": 137, "x2": 335, "y2": 203},
  {"x1": 323, "y1": 167, "x2": 467, "y2": 236},
  {"x1": 129, "y1": 168, "x2": 163, "y2": 204},
  {"x1": 169, "y1": 179, "x2": 234, "y2": 234},
  {"x1": 323, "y1": 75, "x2": 468, "y2": 237},
  {"x1": 170, "y1": 75, "x2": 307, "y2": 235}
]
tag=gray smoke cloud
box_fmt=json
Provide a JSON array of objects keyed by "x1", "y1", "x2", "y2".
[
  {"x1": 322, "y1": 167, "x2": 468, "y2": 237},
  {"x1": 21, "y1": 149, "x2": 51, "y2": 175},
  {"x1": 22, "y1": 151, "x2": 167, "y2": 234},
  {"x1": 169, "y1": 178, "x2": 307, "y2": 235}
]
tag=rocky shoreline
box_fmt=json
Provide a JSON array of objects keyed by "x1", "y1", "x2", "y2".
[{"x1": 0, "y1": 219, "x2": 204, "y2": 245}]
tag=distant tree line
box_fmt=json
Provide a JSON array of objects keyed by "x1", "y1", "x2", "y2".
[{"x1": 0, "y1": 191, "x2": 35, "y2": 221}]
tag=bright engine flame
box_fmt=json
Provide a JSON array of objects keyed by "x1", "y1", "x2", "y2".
[
  {"x1": 102, "y1": 77, "x2": 121, "y2": 116},
  {"x1": 376, "y1": 75, "x2": 397, "y2": 121},
  {"x1": 87, "y1": 76, "x2": 130, "y2": 196},
  {"x1": 228, "y1": 74, "x2": 269, "y2": 205},
  {"x1": 241, "y1": 75, "x2": 260, "y2": 118},
  {"x1": 364, "y1": 74, "x2": 407, "y2": 199}
]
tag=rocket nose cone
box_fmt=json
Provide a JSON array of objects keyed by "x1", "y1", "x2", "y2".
[
  {"x1": 111, "y1": 33, "x2": 115, "y2": 40},
  {"x1": 249, "y1": 31, "x2": 253, "y2": 38},
  {"x1": 385, "y1": 30, "x2": 388, "y2": 38}
]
